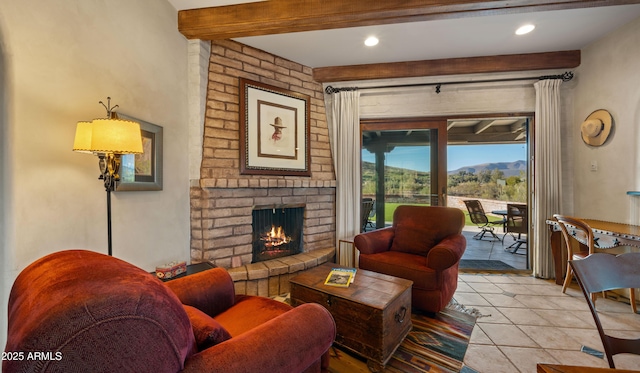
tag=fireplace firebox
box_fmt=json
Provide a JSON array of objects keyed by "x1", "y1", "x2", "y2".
[{"x1": 252, "y1": 204, "x2": 304, "y2": 263}]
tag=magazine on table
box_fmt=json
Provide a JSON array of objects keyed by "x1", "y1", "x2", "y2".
[
  {"x1": 334, "y1": 267, "x2": 356, "y2": 283},
  {"x1": 324, "y1": 267, "x2": 357, "y2": 287}
]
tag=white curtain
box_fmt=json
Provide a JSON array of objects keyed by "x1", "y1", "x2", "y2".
[
  {"x1": 325, "y1": 90, "x2": 361, "y2": 266},
  {"x1": 532, "y1": 79, "x2": 563, "y2": 278}
]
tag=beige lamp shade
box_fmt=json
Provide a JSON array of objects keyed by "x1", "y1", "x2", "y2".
[
  {"x1": 89, "y1": 118, "x2": 143, "y2": 154},
  {"x1": 72, "y1": 121, "x2": 94, "y2": 153}
]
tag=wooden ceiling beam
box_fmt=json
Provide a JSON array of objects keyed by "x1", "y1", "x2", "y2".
[
  {"x1": 178, "y1": 0, "x2": 640, "y2": 40},
  {"x1": 473, "y1": 120, "x2": 495, "y2": 134},
  {"x1": 510, "y1": 119, "x2": 527, "y2": 133},
  {"x1": 313, "y1": 50, "x2": 580, "y2": 82}
]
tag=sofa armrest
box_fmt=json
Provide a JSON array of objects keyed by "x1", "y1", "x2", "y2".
[
  {"x1": 426, "y1": 234, "x2": 467, "y2": 271},
  {"x1": 354, "y1": 227, "x2": 395, "y2": 255},
  {"x1": 182, "y1": 303, "x2": 336, "y2": 373},
  {"x1": 164, "y1": 267, "x2": 236, "y2": 317}
]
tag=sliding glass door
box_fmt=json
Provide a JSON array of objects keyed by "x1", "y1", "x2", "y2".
[{"x1": 361, "y1": 118, "x2": 447, "y2": 229}]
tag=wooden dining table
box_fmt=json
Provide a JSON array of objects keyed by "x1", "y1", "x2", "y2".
[{"x1": 546, "y1": 218, "x2": 640, "y2": 285}]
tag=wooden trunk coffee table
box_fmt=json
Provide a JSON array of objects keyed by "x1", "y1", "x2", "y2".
[{"x1": 290, "y1": 262, "x2": 412, "y2": 372}]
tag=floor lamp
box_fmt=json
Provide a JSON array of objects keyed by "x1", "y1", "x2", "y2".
[{"x1": 73, "y1": 98, "x2": 143, "y2": 256}]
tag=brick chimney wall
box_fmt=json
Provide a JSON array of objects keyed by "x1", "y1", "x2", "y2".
[{"x1": 190, "y1": 40, "x2": 336, "y2": 268}]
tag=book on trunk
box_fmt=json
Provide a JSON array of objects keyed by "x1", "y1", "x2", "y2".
[{"x1": 324, "y1": 268, "x2": 356, "y2": 287}]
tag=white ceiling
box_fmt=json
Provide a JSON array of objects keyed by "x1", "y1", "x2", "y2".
[{"x1": 168, "y1": 1, "x2": 640, "y2": 68}]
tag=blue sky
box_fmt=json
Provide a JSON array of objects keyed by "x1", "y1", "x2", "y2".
[{"x1": 362, "y1": 144, "x2": 527, "y2": 172}]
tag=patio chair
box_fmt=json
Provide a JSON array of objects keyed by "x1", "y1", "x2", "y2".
[
  {"x1": 463, "y1": 200, "x2": 505, "y2": 242},
  {"x1": 570, "y1": 252, "x2": 640, "y2": 368},
  {"x1": 505, "y1": 204, "x2": 528, "y2": 268},
  {"x1": 361, "y1": 198, "x2": 375, "y2": 232}
]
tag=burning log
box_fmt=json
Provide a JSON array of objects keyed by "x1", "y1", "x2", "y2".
[{"x1": 260, "y1": 225, "x2": 292, "y2": 248}]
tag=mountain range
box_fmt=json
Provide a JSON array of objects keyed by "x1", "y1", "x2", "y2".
[
  {"x1": 362, "y1": 160, "x2": 527, "y2": 177},
  {"x1": 448, "y1": 160, "x2": 527, "y2": 177}
]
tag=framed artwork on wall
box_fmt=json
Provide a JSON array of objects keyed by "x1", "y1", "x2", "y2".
[
  {"x1": 239, "y1": 78, "x2": 311, "y2": 176},
  {"x1": 116, "y1": 114, "x2": 163, "y2": 191}
]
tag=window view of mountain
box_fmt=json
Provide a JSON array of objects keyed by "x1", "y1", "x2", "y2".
[
  {"x1": 362, "y1": 160, "x2": 527, "y2": 203},
  {"x1": 448, "y1": 160, "x2": 527, "y2": 177}
]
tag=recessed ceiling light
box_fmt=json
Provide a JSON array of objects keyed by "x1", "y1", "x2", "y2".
[
  {"x1": 364, "y1": 36, "x2": 379, "y2": 47},
  {"x1": 515, "y1": 24, "x2": 535, "y2": 35}
]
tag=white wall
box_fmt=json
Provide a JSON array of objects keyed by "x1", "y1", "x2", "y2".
[
  {"x1": 573, "y1": 16, "x2": 640, "y2": 223},
  {"x1": 0, "y1": 0, "x2": 190, "y2": 347}
]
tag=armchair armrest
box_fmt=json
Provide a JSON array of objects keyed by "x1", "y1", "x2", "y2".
[
  {"x1": 354, "y1": 227, "x2": 395, "y2": 255},
  {"x1": 165, "y1": 267, "x2": 236, "y2": 317},
  {"x1": 426, "y1": 234, "x2": 467, "y2": 271},
  {"x1": 182, "y1": 303, "x2": 336, "y2": 373}
]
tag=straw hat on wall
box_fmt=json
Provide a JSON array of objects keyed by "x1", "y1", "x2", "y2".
[{"x1": 581, "y1": 109, "x2": 613, "y2": 147}]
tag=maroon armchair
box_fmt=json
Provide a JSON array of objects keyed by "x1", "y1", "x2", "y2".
[
  {"x1": 354, "y1": 205, "x2": 466, "y2": 313},
  {"x1": 4, "y1": 250, "x2": 335, "y2": 373}
]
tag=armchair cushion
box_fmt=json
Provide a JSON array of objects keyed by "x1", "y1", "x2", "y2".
[
  {"x1": 184, "y1": 305, "x2": 231, "y2": 350},
  {"x1": 214, "y1": 294, "x2": 295, "y2": 337},
  {"x1": 390, "y1": 205, "x2": 465, "y2": 256},
  {"x1": 359, "y1": 251, "x2": 437, "y2": 290},
  {"x1": 183, "y1": 303, "x2": 336, "y2": 373},
  {"x1": 390, "y1": 223, "x2": 435, "y2": 255}
]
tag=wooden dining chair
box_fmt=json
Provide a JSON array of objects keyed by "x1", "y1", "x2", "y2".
[
  {"x1": 554, "y1": 214, "x2": 636, "y2": 312},
  {"x1": 554, "y1": 215, "x2": 597, "y2": 296},
  {"x1": 570, "y1": 252, "x2": 640, "y2": 368}
]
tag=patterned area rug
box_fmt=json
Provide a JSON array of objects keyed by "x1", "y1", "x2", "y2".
[
  {"x1": 271, "y1": 294, "x2": 479, "y2": 373},
  {"x1": 328, "y1": 300, "x2": 479, "y2": 373},
  {"x1": 383, "y1": 305, "x2": 476, "y2": 372}
]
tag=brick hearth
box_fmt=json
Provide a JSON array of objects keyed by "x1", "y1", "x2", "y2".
[
  {"x1": 228, "y1": 247, "x2": 334, "y2": 297},
  {"x1": 189, "y1": 40, "x2": 337, "y2": 293}
]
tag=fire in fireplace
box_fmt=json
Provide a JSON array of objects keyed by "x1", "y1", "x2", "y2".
[
  {"x1": 261, "y1": 225, "x2": 291, "y2": 248},
  {"x1": 252, "y1": 204, "x2": 304, "y2": 263}
]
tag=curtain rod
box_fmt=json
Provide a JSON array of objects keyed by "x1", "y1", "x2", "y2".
[{"x1": 325, "y1": 71, "x2": 573, "y2": 94}]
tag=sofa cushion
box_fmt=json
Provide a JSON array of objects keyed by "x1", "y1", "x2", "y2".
[
  {"x1": 184, "y1": 305, "x2": 232, "y2": 350},
  {"x1": 390, "y1": 223, "x2": 437, "y2": 255}
]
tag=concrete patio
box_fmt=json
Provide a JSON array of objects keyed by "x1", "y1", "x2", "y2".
[{"x1": 461, "y1": 225, "x2": 529, "y2": 271}]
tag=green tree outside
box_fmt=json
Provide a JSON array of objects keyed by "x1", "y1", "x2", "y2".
[{"x1": 363, "y1": 161, "x2": 527, "y2": 204}]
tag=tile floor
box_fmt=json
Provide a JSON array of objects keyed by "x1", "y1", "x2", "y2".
[
  {"x1": 360, "y1": 223, "x2": 640, "y2": 372},
  {"x1": 458, "y1": 272, "x2": 640, "y2": 372}
]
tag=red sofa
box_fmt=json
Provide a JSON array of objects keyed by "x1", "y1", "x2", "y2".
[
  {"x1": 4, "y1": 250, "x2": 335, "y2": 373},
  {"x1": 354, "y1": 205, "x2": 466, "y2": 313}
]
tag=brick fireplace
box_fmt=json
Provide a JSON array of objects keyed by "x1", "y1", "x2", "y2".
[{"x1": 189, "y1": 40, "x2": 336, "y2": 296}]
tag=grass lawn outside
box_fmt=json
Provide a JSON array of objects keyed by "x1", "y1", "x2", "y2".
[{"x1": 373, "y1": 202, "x2": 500, "y2": 227}]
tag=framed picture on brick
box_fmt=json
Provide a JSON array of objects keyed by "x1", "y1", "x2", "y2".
[{"x1": 239, "y1": 78, "x2": 311, "y2": 176}]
